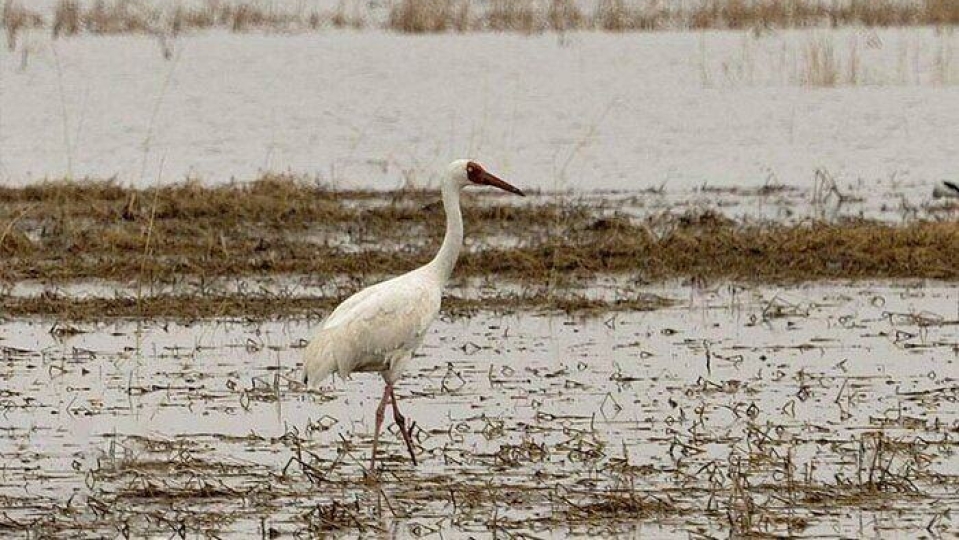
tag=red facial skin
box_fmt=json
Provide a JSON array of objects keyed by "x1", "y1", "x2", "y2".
[{"x1": 466, "y1": 162, "x2": 525, "y2": 196}]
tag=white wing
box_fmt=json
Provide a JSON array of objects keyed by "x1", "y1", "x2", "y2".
[{"x1": 303, "y1": 271, "x2": 441, "y2": 386}]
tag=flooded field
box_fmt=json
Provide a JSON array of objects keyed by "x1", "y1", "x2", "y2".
[{"x1": 1, "y1": 283, "x2": 956, "y2": 537}]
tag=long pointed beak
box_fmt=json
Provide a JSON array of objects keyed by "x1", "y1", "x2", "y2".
[{"x1": 478, "y1": 170, "x2": 525, "y2": 196}]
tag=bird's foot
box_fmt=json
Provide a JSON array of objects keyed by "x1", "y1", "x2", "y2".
[
  {"x1": 402, "y1": 420, "x2": 418, "y2": 465},
  {"x1": 388, "y1": 386, "x2": 419, "y2": 466},
  {"x1": 393, "y1": 417, "x2": 418, "y2": 466}
]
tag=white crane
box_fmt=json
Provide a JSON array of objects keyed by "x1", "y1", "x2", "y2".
[
  {"x1": 932, "y1": 180, "x2": 959, "y2": 200},
  {"x1": 302, "y1": 159, "x2": 524, "y2": 468}
]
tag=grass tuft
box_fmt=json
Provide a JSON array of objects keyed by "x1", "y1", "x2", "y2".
[
  {"x1": 387, "y1": 0, "x2": 464, "y2": 33},
  {"x1": 1, "y1": 0, "x2": 44, "y2": 50}
]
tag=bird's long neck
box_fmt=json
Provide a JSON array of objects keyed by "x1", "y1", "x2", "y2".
[{"x1": 427, "y1": 181, "x2": 463, "y2": 284}]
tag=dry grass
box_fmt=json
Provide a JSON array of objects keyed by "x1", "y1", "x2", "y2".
[
  {"x1": 1, "y1": 0, "x2": 44, "y2": 49},
  {"x1": 688, "y1": 0, "x2": 958, "y2": 30},
  {"x1": 468, "y1": 218, "x2": 959, "y2": 282},
  {"x1": 27, "y1": 0, "x2": 959, "y2": 37},
  {"x1": 53, "y1": 0, "x2": 166, "y2": 36},
  {"x1": 548, "y1": 0, "x2": 585, "y2": 33},
  {"x1": 82, "y1": 0, "x2": 158, "y2": 34},
  {"x1": 486, "y1": 0, "x2": 539, "y2": 33},
  {"x1": 52, "y1": 0, "x2": 82, "y2": 36},
  {"x1": 387, "y1": 0, "x2": 468, "y2": 33},
  {"x1": 0, "y1": 177, "x2": 955, "y2": 291},
  {"x1": 925, "y1": 0, "x2": 959, "y2": 25},
  {"x1": 0, "y1": 289, "x2": 672, "y2": 320},
  {"x1": 50, "y1": 0, "x2": 339, "y2": 37},
  {"x1": 385, "y1": 0, "x2": 586, "y2": 33},
  {"x1": 700, "y1": 29, "x2": 958, "y2": 88},
  {"x1": 594, "y1": 0, "x2": 662, "y2": 32},
  {"x1": 802, "y1": 37, "x2": 842, "y2": 86}
]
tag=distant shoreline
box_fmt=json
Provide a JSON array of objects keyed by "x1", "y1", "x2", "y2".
[{"x1": 2, "y1": 0, "x2": 957, "y2": 47}]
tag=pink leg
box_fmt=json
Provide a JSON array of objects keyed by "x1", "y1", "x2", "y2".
[
  {"x1": 370, "y1": 383, "x2": 391, "y2": 471},
  {"x1": 390, "y1": 387, "x2": 418, "y2": 465}
]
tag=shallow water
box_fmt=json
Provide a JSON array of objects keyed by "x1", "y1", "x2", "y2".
[
  {"x1": 1, "y1": 282, "x2": 956, "y2": 536},
  {"x1": 2, "y1": 28, "x2": 957, "y2": 198}
]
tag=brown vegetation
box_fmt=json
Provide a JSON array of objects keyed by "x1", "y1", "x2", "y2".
[
  {"x1": 387, "y1": 0, "x2": 471, "y2": 33},
  {"x1": 387, "y1": 0, "x2": 959, "y2": 33},
  {"x1": 1, "y1": 0, "x2": 44, "y2": 49},
  {"x1": 11, "y1": 0, "x2": 956, "y2": 40},
  {"x1": 390, "y1": 0, "x2": 959, "y2": 33},
  {"x1": 48, "y1": 0, "x2": 346, "y2": 38},
  {"x1": 0, "y1": 177, "x2": 955, "y2": 284},
  {"x1": 0, "y1": 289, "x2": 672, "y2": 320}
]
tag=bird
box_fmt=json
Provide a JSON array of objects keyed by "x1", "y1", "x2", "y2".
[
  {"x1": 932, "y1": 180, "x2": 959, "y2": 199},
  {"x1": 301, "y1": 159, "x2": 524, "y2": 469}
]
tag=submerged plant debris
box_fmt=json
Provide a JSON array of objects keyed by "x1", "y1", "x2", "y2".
[{"x1": 0, "y1": 284, "x2": 955, "y2": 537}]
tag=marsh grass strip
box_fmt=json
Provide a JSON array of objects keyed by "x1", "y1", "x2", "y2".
[{"x1": 0, "y1": 178, "x2": 955, "y2": 289}]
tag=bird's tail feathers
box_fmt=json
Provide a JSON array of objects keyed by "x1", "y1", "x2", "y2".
[
  {"x1": 303, "y1": 356, "x2": 336, "y2": 388},
  {"x1": 302, "y1": 338, "x2": 337, "y2": 388}
]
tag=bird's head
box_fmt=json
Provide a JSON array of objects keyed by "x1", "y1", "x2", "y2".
[{"x1": 447, "y1": 159, "x2": 525, "y2": 196}]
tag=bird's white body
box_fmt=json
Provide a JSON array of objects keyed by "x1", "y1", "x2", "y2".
[
  {"x1": 303, "y1": 161, "x2": 468, "y2": 387},
  {"x1": 302, "y1": 267, "x2": 442, "y2": 384}
]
